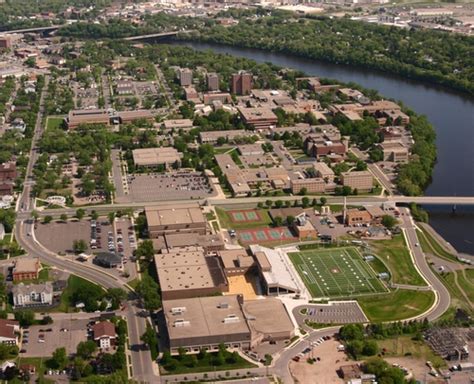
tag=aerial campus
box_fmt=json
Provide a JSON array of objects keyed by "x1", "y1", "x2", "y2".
[{"x1": 0, "y1": 1, "x2": 473, "y2": 384}]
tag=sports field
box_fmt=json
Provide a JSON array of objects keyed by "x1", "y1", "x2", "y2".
[{"x1": 289, "y1": 247, "x2": 388, "y2": 298}]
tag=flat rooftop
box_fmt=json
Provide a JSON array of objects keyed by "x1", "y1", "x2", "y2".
[
  {"x1": 132, "y1": 147, "x2": 182, "y2": 166},
  {"x1": 145, "y1": 204, "x2": 205, "y2": 227},
  {"x1": 163, "y1": 295, "x2": 251, "y2": 341},
  {"x1": 154, "y1": 247, "x2": 224, "y2": 293},
  {"x1": 238, "y1": 107, "x2": 278, "y2": 121},
  {"x1": 243, "y1": 298, "x2": 294, "y2": 336}
]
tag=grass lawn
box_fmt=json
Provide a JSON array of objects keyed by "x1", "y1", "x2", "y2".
[
  {"x1": 45, "y1": 116, "x2": 65, "y2": 130},
  {"x1": 289, "y1": 247, "x2": 387, "y2": 298},
  {"x1": 54, "y1": 275, "x2": 104, "y2": 313},
  {"x1": 15, "y1": 357, "x2": 53, "y2": 383},
  {"x1": 214, "y1": 147, "x2": 236, "y2": 154},
  {"x1": 459, "y1": 269, "x2": 474, "y2": 302},
  {"x1": 417, "y1": 227, "x2": 457, "y2": 262},
  {"x1": 377, "y1": 335, "x2": 446, "y2": 369},
  {"x1": 216, "y1": 208, "x2": 273, "y2": 230},
  {"x1": 369, "y1": 234, "x2": 427, "y2": 286},
  {"x1": 357, "y1": 289, "x2": 435, "y2": 322},
  {"x1": 439, "y1": 271, "x2": 473, "y2": 316},
  {"x1": 160, "y1": 350, "x2": 256, "y2": 375}
]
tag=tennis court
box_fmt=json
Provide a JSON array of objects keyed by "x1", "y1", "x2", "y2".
[
  {"x1": 289, "y1": 247, "x2": 387, "y2": 298},
  {"x1": 229, "y1": 209, "x2": 262, "y2": 223},
  {"x1": 238, "y1": 227, "x2": 297, "y2": 244}
]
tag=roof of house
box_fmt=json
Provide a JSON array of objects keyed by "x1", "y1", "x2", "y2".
[
  {"x1": 13, "y1": 258, "x2": 40, "y2": 274},
  {"x1": 92, "y1": 321, "x2": 116, "y2": 339},
  {"x1": 11, "y1": 282, "x2": 53, "y2": 296},
  {"x1": 0, "y1": 319, "x2": 19, "y2": 340}
]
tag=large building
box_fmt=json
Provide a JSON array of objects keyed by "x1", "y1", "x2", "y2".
[
  {"x1": 132, "y1": 147, "x2": 183, "y2": 168},
  {"x1": 11, "y1": 282, "x2": 53, "y2": 308},
  {"x1": 207, "y1": 72, "x2": 219, "y2": 91},
  {"x1": 378, "y1": 142, "x2": 409, "y2": 163},
  {"x1": 290, "y1": 178, "x2": 326, "y2": 194},
  {"x1": 179, "y1": 68, "x2": 193, "y2": 86},
  {"x1": 12, "y1": 258, "x2": 40, "y2": 282},
  {"x1": 341, "y1": 171, "x2": 374, "y2": 192},
  {"x1": 66, "y1": 109, "x2": 110, "y2": 129},
  {"x1": 199, "y1": 129, "x2": 256, "y2": 145},
  {"x1": 238, "y1": 107, "x2": 278, "y2": 130},
  {"x1": 162, "y1": 295, "x2": 252, "y2": 354},
  {"x1": 231, "y1": 72, "x2": 252, "y2": 95},
  {"x1": 153, "y1": 232, "x2": 225, "y2": 253},
  {"x1": 304, "y1": 134, "x2": 346, "y2": 159},
  {"x1": 145, "y1": 204, "x2": 207, "y2": 237},
  {"x1": 155, "y1": 246, "x2": 228, "y2": 300}
]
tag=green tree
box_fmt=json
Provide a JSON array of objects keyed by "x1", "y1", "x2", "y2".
[
  {"x1": 108, "y1": 211, "x2": 116, "y2": 224},
  {"x1": 362, "y1": 340, "x2": 378, "y2": 356},
  {"x1": 14, "y1": 310, "x2": 35, "y2": 326},
  {"x1": 381, "y1": 215, "x2": 398, "y2": 229},
  {"x1": 43, "y1": 215, "x2": 53, "y2": 224},
  {"x1": 301, "y1": 197, "x2": 310, "y2": 208},
  {"x1": 90, "y1": 210, "x2": 99, "y2": 221},
  {"x1": 320, "y1": 197, "x2": 327, "y2": 206},
  {"x1": 75, "y1": 208, "x2": 85, "y2": 220},
  {"x1": 265, "y1": 200, "x2": 273, "y2": 209},
  {"x1": 60, "y1": 213, "x2": 68, "y2": 222},
  {"x1": 273, "y1": 216, "x2": 283, "y2": 227},
  {"x1": 73, "y1": 239, "x2": 87, "y2": 254},
  {"x1": 299, "y1": 187, "x2": 308, "y2": 196},
  {"x1": 50, "y1": 347, "x2": 68, "y2": 369},
  {"x1": 106, "y1": 288, "x2": 127, "y2": 310},
  {"x1": 76, "y1": 340, "x2": 97, "y2": 360}
]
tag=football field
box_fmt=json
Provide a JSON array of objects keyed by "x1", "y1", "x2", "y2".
[{"x1": 289, "y1": 247, "x2": 387, "y2": 298}]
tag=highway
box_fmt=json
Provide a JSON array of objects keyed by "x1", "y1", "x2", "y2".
[{"x1": 13, "y1": 76, "x2": 158, "y2": 383}]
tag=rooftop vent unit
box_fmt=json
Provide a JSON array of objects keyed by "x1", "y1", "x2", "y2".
[
  {"x1": 174, "y1": 319, "x2": 190, "y2": 327},
  {"x1": 171, "y1": 306, "x2": 186, "y2": 315},
  {"x1": 223, "y1": 314, "x2": 240, "y2": 324},
  {"x1": 218, "y1": 302, "x2": 229, "y2": 309}
]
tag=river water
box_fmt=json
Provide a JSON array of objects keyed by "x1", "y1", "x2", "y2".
[{"x1": 172, "y1": 41, "x2": 474, "y2": 254}]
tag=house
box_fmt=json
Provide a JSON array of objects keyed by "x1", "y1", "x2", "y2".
[
  {"x1": 92, "y1": 321, "x2": 116, "y2": 351},
  {"x1": 11, "y1": 282, "x2": 53, "y2": 308},
  {"x1": 12, "y1": 258, "x2": 40, "y2": 282},
  {"x1": 94, "y1": 252, "x2": 122, "y2": 268},
  {"x1": 10, "y1": 118, "x2": 26, "y2": 133},
  {"x1": 0, "y1": 319, "x2": 20, "y2": 345}
]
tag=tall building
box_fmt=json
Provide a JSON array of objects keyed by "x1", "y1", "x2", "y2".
[
  {"x1": 179, "y1": 68, "x2": 193, "y2": 87},
  {"x1": 207, "y1": 72, "x2": 219, "y2": 91},
  {"x1": 231, "y1": 72, "x2": 252, "y2": 95}
]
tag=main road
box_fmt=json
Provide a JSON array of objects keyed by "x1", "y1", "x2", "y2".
[{"x1": 13, "y1": 76, "x2": 158, "y2": 383}]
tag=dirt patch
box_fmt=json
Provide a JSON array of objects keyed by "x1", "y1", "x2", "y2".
[{"x1": 289, "y1": 339, "x2": 349, "y2": 383}]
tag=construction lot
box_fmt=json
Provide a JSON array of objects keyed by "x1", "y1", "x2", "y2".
[
  {"x1": 21, "y1": 318, "x2": 89, "y2": 357},
  {"x1": 289, "y1": 247, "x2": 387, "y2": 298}
]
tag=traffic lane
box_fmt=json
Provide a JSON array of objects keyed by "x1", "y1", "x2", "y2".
[{"x1": 399, "y1": 208, "x2": 450, "y2": 320}]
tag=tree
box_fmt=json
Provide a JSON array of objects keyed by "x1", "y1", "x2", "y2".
[
  {"x1": 60, "y1": 213, "x2": 68, "y2": 222},
  {"x1": 347, "y1": 339, "x2": 364, "y2": 359},
  {"x1": 76, "y1": 340, "x2": 97, "y2": 360},
  {"x1": 108, "y1": 211, "x2": 116, "y2": 224},
  {"x1": 275, "y1": 200, "x2": 283, "y2": 208},
  {"x1": 299, "y1": 187, "x2": 308, "y2": 196},
  {"x1": 320, "y1": 197, "x2": 327, "y2": 206},
  {"x1": 381, "y1": 215, "x2": 398, "y2": 229},
  {"x1": 73, "y1": 239, "x2": 87, "y2": 254},
  {"x1": 90, "y1": 210, "x2": 99, "y2": 221},
  {"x1": 286, "y1": 215, "x2": 295, "y2": 225},
  {"x1": 31, "y1": 210, "x2": 39, "y2": 221},
  {"x1": 265, "y1": 200, "x2": 273, "y2": 209},
  {"x1": 339, "y1": 324, "x2": 364, "y2": 341},
  {"x1": 43, "y1": 215, "x2": 53, "y2": 224},
  {"x1": 273, "y1": 216, "x2": 283, "y2": 227},
  {"x1": 106, "y1": 288, "x2": 127, "y2": 310},
  {"x1": 134, "y1": 240, "x2": 155, "y2": 264},
  {"x1": 50, "y1": 347, "x2": 68, "y2": 369},
  {"x1": 301, "y1": 197, "x2": 310, "y2": 208},
  {"x1": 75, "y1": 209, "x2": 85, "y2": 220},
  {"x1": 14, "y1": 310, "x2": 35, "y2": 326},
  {"x1": 362, "y1": 340, "x2": 378, "y2": 356},
  {"x1": 136, "y1": 275, "x2": 161, "y2": 312},
  {"x1": 141, "y1": 323, "x2": 158, "y2": 359}
]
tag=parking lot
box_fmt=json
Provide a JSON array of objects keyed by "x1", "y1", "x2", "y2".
[
  {"x1": 21, "y1": 318, "x2": 89, "y2": 357},
  {"x1": 36, "y1": 219, "x2": 114, "y2": 255},
  {"x1": 124, "y1": 172, "x2": 217, "y2": 202},
  {"x1": 295, "y1": 301, "x2": 368, "y2": 326}
]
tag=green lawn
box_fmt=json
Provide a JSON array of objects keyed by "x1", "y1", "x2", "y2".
[
  {"x1": 160, "y1": 350, "x2": 256, "y2": 375},
  {"x1": 45, "y1": 116, "x2": 65, "y2": 130},
  {"x1": 377, "y1": 335, "x2": 446, "y2": 369},
  {"x1": 215, "y1": 208, "x2": 273, "y2": 230},
  {"x1": 369, "y1": 235, "x2": 427, "y2": 286},
  {"x1": 55, "y1": 275, "x2": 104, "y2": 313},
  {"x1": 289, "y1": 247, "x2": 387, "y2": 298},
  {"x1": 439, "y1": 270, "x2": 473, "y2": 316},
  {"x1": 417, "y1": 227, "x2": 457, "y2": 262},
  {"x1": 357, "y1": 289, "x2": 435, "y2": 322}
]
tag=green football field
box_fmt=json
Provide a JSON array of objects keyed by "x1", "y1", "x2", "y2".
[{"x1": 289, "y1": 247, "x2": 388, "y2": 298}]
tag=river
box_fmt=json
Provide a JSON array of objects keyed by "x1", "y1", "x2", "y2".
[{"x1": 173, "y1": 41, "x2": 474, "y2": 254}]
